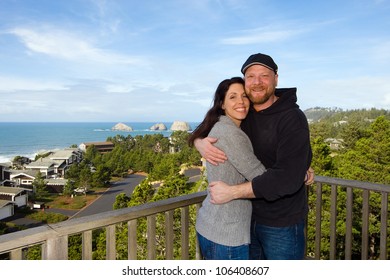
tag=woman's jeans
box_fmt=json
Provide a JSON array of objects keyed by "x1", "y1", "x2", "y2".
[
  {"x1": 197, "y1": 232, "x2": 249, "y2": 260},
  {"x1": 249, "y1": 219, "x2": 305, "y2": 260}
]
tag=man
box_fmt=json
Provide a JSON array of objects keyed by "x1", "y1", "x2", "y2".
[{"x1": 194, "y1": 53, "x2": 312, "y2": 259}]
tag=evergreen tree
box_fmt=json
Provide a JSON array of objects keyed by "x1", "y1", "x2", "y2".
[
  {"x1": 32, "y1": 171, "x2": 48, "y2": 199},
  {"x1": 310, "y1": 136, "x2": 335, "y2": 176},
  {"x1": 336, "y1": 116, "x2": 390, "y2": 184},
  {"x1": 113, "y1": 193, "x2": 131, "y2": 210},
  {"x1": 92, "y1": 165, "x2": 111, "y2": 188}
]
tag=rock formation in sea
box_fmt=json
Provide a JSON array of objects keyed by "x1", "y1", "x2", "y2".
[
  {"x1": 111, "y1": 122, "x2": 133, "y2": 131},
  {"x1": 150, "y1": 123, "x2": 167, "y2": 131},
  {"x1": 170, "y1": 121, "x2": 191, "y2": 131}
]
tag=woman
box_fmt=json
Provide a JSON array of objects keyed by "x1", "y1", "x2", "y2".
[{"x1": 188, "y1": 77, "x2": 266, "y2": 260}]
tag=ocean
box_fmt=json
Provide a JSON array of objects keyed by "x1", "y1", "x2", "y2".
[{"x1": 0, "y1": 122, "x2": 200, "y2": 163}]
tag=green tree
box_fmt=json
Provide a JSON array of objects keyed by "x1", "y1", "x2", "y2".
[
  {"x1": 310, "y1": 136, "x2": 334, "y2": 176},
  {"x1": 309, "y1": 121, "x2": 334, "y2": 139},
  {"x1": 106, "y1": 145, "x2": 130, "y2": 177},
  {"x1": 26, "y1": 245, "x2": 41, "y2": 260},
  {"x1": 169, "y1": 131, "x2": 190, "y2": 152},
  {"x1": 92, "y1": 165, "x2": 111, "y2": 188},
  {"x1": 64, "y1": 162, "x2": 81, "y2": 180},
  {"x1": 93, "y1": 229, "x2": 108, "y2": 260},
  {"x1": 149, "y1": 154, "x2": 180, "y2": 181},
  {"x1": 113, "y1": 193, "x2": 131, "y2": 210},
  {"x1": 336, "y1": 116, "x2": 390, "y2": 183},
  {"x1": 68, "y1": 234, "x2": 82, "y2": 260},
  {"x1": 62, "y1": 179, "x2": 76, "y2": 196},
  {"x1": 129, "y1": 178, "x2": 156, "y2": 207},
  {"x1": 32, "y1": 171, "x2": 48, "y2": 199},
  {"x1": 78, "y1": 165, "x2": 92, "y2": 191},
  {"x1": 83, "y1": 145, "x2": 100, "y2": 165},
  {"x1": 338, "y1": 119, "x2": 367, "y2": 150}
]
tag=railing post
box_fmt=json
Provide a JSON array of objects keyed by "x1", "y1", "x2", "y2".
[
  {"x1": 165, "y1": 210, "x2": 174, "y2": 260},
  {"x1": 10, "y1": 249, "x2": 22, "y2": 260},
  {"x1": 181, "y1": 206, "x2": 189, "y2": 259},
  {"x1": 45, "y1": 235, "x2": 68, "y2": 260},
  {"x1": 345, "y1": 187, "x2": 353, "y2": 260},
  {"x1": 147, "y1": 215, "x2": 156, "y2": 260},
  {"x1": 128, "y1": 220, "x2": 137, "y2": 260},
  {"x1": 314, "y1": 182, "x2": 323, "y2": 259},
  {"x1": 329, "y1": 184, "x2": 337, "y2": 259},
  {"x1": 106, "y1": 225, "x2": 116, "y2": 260},
  {"x1": 361, "y1": 190, "x2": 370, "y2": 260},
  {"x1": 195, "y1": 203, "x2": 202, "y2": 260},
  {"x1": 380, "y1": 192, "x2": 388, "y2": 260},
  {"x1": 82, "y1": 230, "x2": 93, "y2": 260}
]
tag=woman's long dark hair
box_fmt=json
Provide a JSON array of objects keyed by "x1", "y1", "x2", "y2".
[{"x1": 188, "y1": 77, "x2": 245, "y2": 146}]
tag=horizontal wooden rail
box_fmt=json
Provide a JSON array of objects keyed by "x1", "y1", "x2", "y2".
[
  {"x1": 0, "y1": 191, "x2": 207, "y2": 259},
  {"x1": 1, "y1": 175, "x2": 389, "y2": 260}
]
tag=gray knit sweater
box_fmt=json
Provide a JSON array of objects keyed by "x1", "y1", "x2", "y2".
[{"x1": 196, "y1": 115, "x2": 266, "y2": 246}]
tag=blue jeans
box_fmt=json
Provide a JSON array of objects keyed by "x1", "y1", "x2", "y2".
[
  {"x1": 197, "y1": 232, "x2": 249, "y2": 260},
  {"x1": 249, "y1": 220, "x2": 305, "y2": 260}
]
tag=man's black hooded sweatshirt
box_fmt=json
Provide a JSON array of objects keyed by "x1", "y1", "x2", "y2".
[{"x1": 241, "y1": 87, "x2": 312, "y2": 227}]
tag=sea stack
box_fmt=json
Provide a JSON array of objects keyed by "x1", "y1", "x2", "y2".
[
  {"x1": 111, "y1": 122, "x2": 133, "y2": 131},
  {"x1": 150, "y1": 123, "x2": 167, "y2": 131},
  {"x1": 170, "y1": 121, "x2": 191, "y2": 131}
]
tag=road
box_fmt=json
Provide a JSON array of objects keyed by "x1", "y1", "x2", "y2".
[
  {"x1": 70, "y1": 168, "x2": 201, "y2": 218},
  {"x1": 71, "y1": 173, "x2": 145, "y2": 218}
]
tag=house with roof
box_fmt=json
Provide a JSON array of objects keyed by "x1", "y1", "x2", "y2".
[
  {"x1": 9, "y1": 170, "x2": 68, "y2": 194},
  {"x1": 11, "y1": 148, "x2": 83, "y2": 180},
  {"x1": 79, "y1": 141, "x2": 114, "y2": 154},
  {"x1": 0, "y1": 186, "x2": 28, "y2": 208},
  {"x1": 8, "y1": 148, "x2": 77, "y2": 194},
  {"x1": 0, "y1": 163, "x2": 12, "y2": 186},
  {"x1": 0, "y1": 186, "x2": 28, "y2": 220},
  {"x1": 9, "y1": 170, "x2": 39, "y2": 191},
  {"x1": 24, "y1": 159, "x2": 56, "y2": 178},
  {"x1": 0, "y1": 200, "x2": 15, "y2": 220},
  {"x1": 324, "y1": 138, "x2": 345, "y2": 150},
  {"x1": 45, "y1": 178, "x2": 68, "y2": 193},
  {"x1": 47, "y1": 148, "x2": 83, "y2": 177}
]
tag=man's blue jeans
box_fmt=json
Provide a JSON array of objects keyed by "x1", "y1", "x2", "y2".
[
  {"x1": 249, "y1": 219, "x2": 305, "y2": 260},
  {"x1": 197, "y1": 232, "x2": 249, "y2": 260}
]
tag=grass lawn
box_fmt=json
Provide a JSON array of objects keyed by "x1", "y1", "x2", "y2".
[
  {"x1": 45, "y1": 188, "x2": 107, "y2": 210},
  {"x1": 37, "y1": 176, "x2": 128, "y2": 210},
  {"x1": 26, "y1": 211, "x2": 68, "y2": 223}
]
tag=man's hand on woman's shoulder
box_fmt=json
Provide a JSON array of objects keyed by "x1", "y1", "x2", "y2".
[{"x1": 194, "y1": 137, "x2": 227, "y2": 165}]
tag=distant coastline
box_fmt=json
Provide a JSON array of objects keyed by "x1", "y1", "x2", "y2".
[{"x1": 0, "y1": 122, "x2": 200, "y2": 163}]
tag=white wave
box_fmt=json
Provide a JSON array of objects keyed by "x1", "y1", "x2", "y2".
[{"x1": 0, "y1": 155, "x2": 13, "y2": 163}]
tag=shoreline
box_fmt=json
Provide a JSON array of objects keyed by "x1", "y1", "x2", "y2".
[{"x1": 0, "y1": 122, "x2": 199, "y2": 163}]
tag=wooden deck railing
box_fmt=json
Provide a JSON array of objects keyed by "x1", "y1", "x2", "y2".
[
  {"x1": 308, "y1": 176, "x2": 389, "y2": 260},
  {"x1": 0, "y1": 176, "x2": 389, "y2": 260}
]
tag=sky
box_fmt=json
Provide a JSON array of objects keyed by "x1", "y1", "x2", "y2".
[{"x1": 0, "y1": 0, "x2": 389, "y2": 122}]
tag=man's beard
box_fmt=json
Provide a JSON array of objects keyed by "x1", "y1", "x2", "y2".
[{"x1": 247, "y1": 88, "x2": 273, "y2": 105}]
